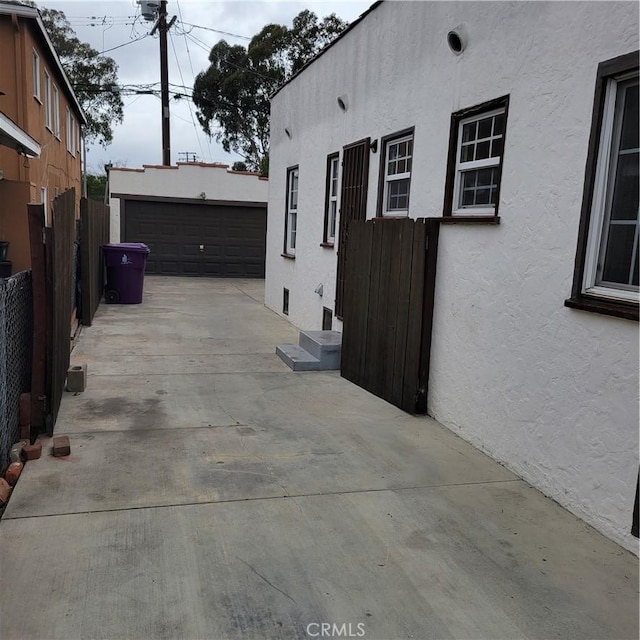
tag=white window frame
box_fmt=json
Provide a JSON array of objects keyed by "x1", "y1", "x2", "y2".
[
  {"x1": 325, "y1": 154, "x2": 339, "y2": 243},
  {"x1": 382, "y1": 134, "x2": 413, "y2": 216},
  {"x1": 285, "y1": 167, "x2": 298, "y2": 256},
  {"x1": 582, "y1": 72, "x2": 639, "y2": 303},
  {"x1": 66, "y1": 108, "x2": 76, "y2": 156},
  {"x1": 32, "y1": 50, "x2": 40, "y2": 101},
  {"x1": 53, "y1": 85, "x2": 60, "y2": 137},
  {"x1": 452, "y1": 107, "x2": 505, "y2": 215},
  {"x1": 44, "y1": 71, "x2": 52, "y2": 131}
]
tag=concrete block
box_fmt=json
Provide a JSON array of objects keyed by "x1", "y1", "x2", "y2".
[
  {"x1": 53, "y1": 436, "x2": 71, "y2": 457},
  {"x1": 5, "y1": 462, "x2": 23, "y2": 486},
  {"x1": 66, "y1": 364, "x2": 87, "y2": 392},
  {"x1": 0, "y1": 478, "x2": 11, "y2": 505},
  {"x1": 19, "y1": 393, "x2": 30, "y2": 426},
  {"x1": 9, "y1": 440, "x2": 29, "y2": 463},
  {"x1": 23, "y1": 441, "x2": 42, "y2": 460}
]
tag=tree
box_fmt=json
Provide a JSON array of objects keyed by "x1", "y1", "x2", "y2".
[
  {"x1": 86, "y1": 174, "x2": 107, "y2": 202},
  {"x1": 20, "y1": 2, "x2": 124, "y2": 146},
  {"x1": 192, "y1": 10, "x2": 347, "y2": 172},
  {"x1": 231, "y1": 161, "x2": 248, "y2": 172}
]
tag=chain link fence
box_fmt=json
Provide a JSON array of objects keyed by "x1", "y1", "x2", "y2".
[{"x1": 0, "y1": 271, "x2": 33, "y2": 476}]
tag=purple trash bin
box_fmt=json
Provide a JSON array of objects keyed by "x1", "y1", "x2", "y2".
[{"x1": 102, "y1": 243, "x2": 150, "y2": 304}]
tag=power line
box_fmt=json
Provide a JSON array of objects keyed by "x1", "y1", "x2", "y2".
[
  {"x1": 169, "y1": 28, "x2": 207, "y2": 162},
  {"x1": 97, "y1": 33, "x2": 150, "y2": 55},
  {"x1": 177, "y1": 21, "x2": 250, "y2": 41}
]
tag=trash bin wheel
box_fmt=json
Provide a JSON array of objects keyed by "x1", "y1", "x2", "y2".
[{"x1": 105, "y1": 289, "x2": 120, "y2": 304}]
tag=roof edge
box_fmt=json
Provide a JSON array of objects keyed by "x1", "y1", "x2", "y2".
[{"x1": 271, "y1": 0, "x2": 383, "y2": 100}]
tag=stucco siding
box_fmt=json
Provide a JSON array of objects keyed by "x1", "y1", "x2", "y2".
[
  {"x1": 265, "y1": 1, "x2": 639, "y2": 552},
  {"x1": 108, "y1": 164, "x2": 268, "y2": 242}
]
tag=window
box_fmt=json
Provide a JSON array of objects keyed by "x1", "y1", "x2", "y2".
[
  {"x1": 66, "y1": 108, "x2": 75, "y2": 155},
  {"x1": 53, "y1": 85, "x2": 60, "y2": 137},
  {"x1": 32, "y1": 51, "x2": 40, "y2": 100},
  {"x1": 322, "y1": 307, "x2": 333, "y2": 330},
  {"x1": 379, "y1": 129, "x2": 414, "y2": 216},
  {"x1": 323, "y1": 153, "x2": 339, "y2": 244},
  {"x1": 444, "y1": 96, "x2": 509, "y2": 218},
  {"x1": 283, "y1": 288, "x2": 290, "y2": 315},
  {"x1": 284, "y1": 166, "x2": 298, "y2": 256},
  {"x1": 567, "y1": 51, "x2": 639, "y2": 320},
  {"x1": 44, "y1": 72, "x2": 52, "y2": 130}
]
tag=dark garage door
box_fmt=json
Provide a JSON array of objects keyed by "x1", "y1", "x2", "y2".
[{"x1": 123, "y1": 199, "x2": 266, "y2": 277}]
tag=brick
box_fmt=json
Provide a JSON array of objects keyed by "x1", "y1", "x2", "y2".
[
  {"x1": 66, "y1": 364, "x2": 87, "y2": 392},
  {"x1": 20, "y1": 422, "x2": 30, "y2": 440},
  {"x1": 0, "y1": 478, "x2": 11, "y2": 505},
  {"x1": 52, "y1": 435, "x2": 71, "y2": 457},
  {"x1": 23, "y1": 440, "x2": 42, "y2": 460},
  {"x1": 19, "y1": 393, "x2": 31, "y2": 426},
  {"x1": 5, "y1": 462, "x2": 23, "y2": 486}
]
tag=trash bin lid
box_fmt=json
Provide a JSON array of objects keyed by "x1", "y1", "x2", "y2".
[{"x1": 103, "y1": 243, "x2": 150, "y2": 253}]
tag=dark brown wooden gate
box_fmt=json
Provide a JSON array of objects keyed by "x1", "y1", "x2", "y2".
[
  {"x1": 79, "y1": 198, "x2": 110, "y2": 326},
  {"x1": 335, "y1": 138, "x2": 370, "y2": 318},
  {"x1": 28, "y1": 190, "x2": 76, "y2": 434},
  {"x1": 341, "y1": 217, "x2": 439, "y2": 414}
]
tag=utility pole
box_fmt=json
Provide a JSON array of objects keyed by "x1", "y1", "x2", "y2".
[{"x1": 151, "y1": 0, "x2": 176, "y2": 166}]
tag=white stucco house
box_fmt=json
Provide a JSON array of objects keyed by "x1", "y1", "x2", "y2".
[
  {"x1": 264, "y1": 1, "x2": 639, "y2": 553},
  {"x1": 109, "y1": 162, "x2": 269, "y2": 277}
]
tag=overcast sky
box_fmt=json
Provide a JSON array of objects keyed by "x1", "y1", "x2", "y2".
[{"x1": 36, "y1": 0, "x2": 371, "y2": 174}]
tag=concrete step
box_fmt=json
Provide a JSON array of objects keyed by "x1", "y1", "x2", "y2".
[
  {"x1": 298, "y1": 331, "x2": 342, "y2": 367},
  {"x1": 276, "y1": 344, "x2": 321, "y2": 371}
]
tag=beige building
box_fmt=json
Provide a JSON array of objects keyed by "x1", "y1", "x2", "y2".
[{"x1": 0, "y1": 1, "x2": 85, "y2": 274}]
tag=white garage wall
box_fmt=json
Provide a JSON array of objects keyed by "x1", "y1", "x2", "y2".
[
  {"x1": 108, "y1": 163, "x2": 268, "y2": 243},
  {"x1": 265, "y1": 1, "x2": 639, "y2": 552}
]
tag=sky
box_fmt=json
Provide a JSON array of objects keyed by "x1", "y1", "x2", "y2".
[{"x1": 37, "y1": 0, "x2": 371, "y2": 174}]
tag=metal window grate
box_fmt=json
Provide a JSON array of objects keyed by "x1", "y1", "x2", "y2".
[{"x1": 0, "y1": 271, "x2": 33, "y2": 476}]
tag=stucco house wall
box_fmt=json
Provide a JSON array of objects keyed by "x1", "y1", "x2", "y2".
[
  {"x1": 265, "y1": 1, "x2": 639, "y2": 553},
  {"x1": 108, "y1": 163, "x2": 269, "y2": 242}
]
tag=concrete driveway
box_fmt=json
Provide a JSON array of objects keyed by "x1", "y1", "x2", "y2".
[{"x1": 1, "y1": 276, "x2": 637, "y2": 640}]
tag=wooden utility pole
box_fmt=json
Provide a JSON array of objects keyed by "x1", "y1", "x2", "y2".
[
  {"x1": 158, "y1": 0, "x2": 170, "y2": 166},
  {"x1": 151, "y1": 0, "x2": 175, "y2": 166}
]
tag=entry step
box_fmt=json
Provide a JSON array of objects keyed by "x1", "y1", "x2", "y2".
[{"x1": 276, "y1": 330, "x2": 342, "y2": 371}]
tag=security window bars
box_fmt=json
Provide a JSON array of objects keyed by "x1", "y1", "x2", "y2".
[
  {"x1": 284, "y1": 167, "x2": 299, "y2": 255},
  {"x1": 454, "y1": 109, "x2": 505, "y2": 214},
  {"x1": 324, "y1": 154, "x2": 339, "y2": 243},
  {"x1": 32, "y1": 51, "x2": 40, "y2": 100},
  {"x1": 567, "y1": 51, "x2": 639, "y2": 320},
  {"x1": 382, "y1": 134, "x2": 413, "y2": 215}
]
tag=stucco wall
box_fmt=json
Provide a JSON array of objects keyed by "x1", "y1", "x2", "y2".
[
  {"x1": 108, "y1": 164, "x2": 269, "y2": 242},
  {"x1": 265, "y1": 1, "x2": 639, "y2": 552}
]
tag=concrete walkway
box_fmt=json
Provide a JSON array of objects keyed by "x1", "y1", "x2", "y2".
[{"x1": 1, "y1": 277, "x2": 637, "y2": 640}]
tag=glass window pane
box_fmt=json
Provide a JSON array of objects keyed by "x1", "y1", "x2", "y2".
[
  {"x1": 387, "y1": 179, "x2": 409, "y2": 210},
  {"x1": 633, "y1": 246, "x2": 639, "y2": 286},
  {"x1": 476, "y1": 168, "x2": 494, "y2": 186},
  {"x1": 478, "y1": 117, "x2": 493, "y2": 139},
  {"x1": 490, "y1": 186, "x2": 498, "y2": 204},
  {"x1": 407, "y1": 139, "x2": 413, "y2": 156},
  {"x1": 388, "y1": 161, "x2": 396, "y2": 176},
  {"x1": 397, "y1": 159, "x2": 406, "y2": 174},
  {"x1": 462, "y1": 171, "x2": 477, "y2": 188},
  {"x1": 610, "y1": 152, "x2": 639, "y2": 220},
  {"x1": 475, "y1": 188, "x2": 491, "y2": 204},
  {"x1": 476, "y1": 140, "x2": 491, "y2": 160},
  {"x1": 461, "y1": 144, "x2": 474, "y2": 162},
  {"x1": 461, "y1": 188, "x2": 475, "y2": 206},
  {"x1": 389, "y1": 144, "x2": 398, "y2": 160},
  {"x1": 494, "y1": 113, "x2": 505, "y2": 135},
  {"x1": 462, "y1": 122, "x2": 476, "y2": 143},
  {"x1": 406, "y1": 158, "x2": 412, "y2": 173},
  {"x1": 601, "y1": 224, "x2": 636, "y2": 285},
  {"x1": 491, "y1": 137, "x2": 503, "y2": 158},
  {"x1": 620, "y1": 83, "x2": 639, "y2": 151},
  {"x1": 399, "y1": 141, "x2": 407, "y2": 157}
]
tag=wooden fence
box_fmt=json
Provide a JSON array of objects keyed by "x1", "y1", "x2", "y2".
[
  {"x1": 341, "y1": 217, "x2": 439, "y2": 414},
  {"x1": 79, "y1": 198, "x2": 110, "y2": 326},
  {"x1": 28, "y1": 192, "x2": 109, "y2": 435}
]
